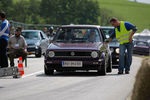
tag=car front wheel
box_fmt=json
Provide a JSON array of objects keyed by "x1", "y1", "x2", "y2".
[
  {"x1": 98, "y1": 60, "x2": 106, "y2": 75},
  {"x1": 107, "y1": 57, "x2": 112, "y2": 73},
  {"x1": 44, "y1": 65, "x2": 54, "y2": 75},
  {"x1": 35, "y1": 48, "x2": 42, "y2": 57}
]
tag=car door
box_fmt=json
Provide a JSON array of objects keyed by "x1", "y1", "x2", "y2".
[{"x1": 39, "y1": 31, "x2": 49, "y2": 54}]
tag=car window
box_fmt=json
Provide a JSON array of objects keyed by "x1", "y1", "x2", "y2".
[
  {"x1": 136, "y1": 41, "x2": 149, "y2": 46},
  {"x1": 22, "y1": 31, "x2": 40, "y2": 40},
  {"x1": 101, "y1": 28, "x2": 113, "y2": 38},
  {"x1": 40, "y1": 32, "x2": 46, "y2": 39},
  {"x1": 101, "y1": 28, "x2": 118, "y2": 42},
  {"x1": 54, "y1": 28, "x2": 102, "y2": 43},
  {"x1": 134, "y1": 35, "x2": 150, "y2": 40}
]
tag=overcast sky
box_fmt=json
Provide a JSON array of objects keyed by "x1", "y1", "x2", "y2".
[{"x1": 130, "y1": 0, "x2": 150, "y2": 4}]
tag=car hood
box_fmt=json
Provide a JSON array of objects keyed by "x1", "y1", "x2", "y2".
[
  {"x1": 109, "y1": 41, "x2": 120, "y2": 48},
  {"x1": 25, "y1": 39, "x2": 40, "y2": 45},
  {"x1": 48, "y1": 42, "x2": 103, "y2": 51}
]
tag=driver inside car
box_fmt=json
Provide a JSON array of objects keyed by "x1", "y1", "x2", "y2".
[{"x1": 89, "y1": 30, "x2": 96, "y2": 42}]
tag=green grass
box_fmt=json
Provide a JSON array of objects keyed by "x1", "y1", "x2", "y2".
[{"x1": 97, "y1": 0, "x2": 150, "y2": 32}]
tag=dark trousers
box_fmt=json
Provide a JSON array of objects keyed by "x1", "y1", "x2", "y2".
[
  {"x1": 9, "y1": 49, "x2": 27, "y2": 66},
  {"x1": 0, "y1": 38, "x2": 8, "y2": 68}
]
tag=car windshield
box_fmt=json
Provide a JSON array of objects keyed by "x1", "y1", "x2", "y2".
[
  {"x1": 134, "y1": 35, "x2": 150, "y2": 40},
  {"x1": 22, "y1": 31, "x2": 40, "y2": 40},
  {"x1": 136, "y1": 41, "x2": 149, "y2": 46},
  {"x1": 54, "y1": 28, "x2": 102, "y2": 43},
  {"x1": 101, "y1": 28, "x2": 118, "y2": 42}
]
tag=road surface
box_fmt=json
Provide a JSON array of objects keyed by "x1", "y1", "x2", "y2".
[{"x1": 0, "y1": 56, "x2": 143, "y2": 100}]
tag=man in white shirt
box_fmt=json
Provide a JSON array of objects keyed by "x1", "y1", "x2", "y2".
[{"x1": 8, "y1": 27, "x2": 27, "y2": 67}]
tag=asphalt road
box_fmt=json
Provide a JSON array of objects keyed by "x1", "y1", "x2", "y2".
[{"x1": 0, "y1": 56, "x2": 143, "y2": 100}]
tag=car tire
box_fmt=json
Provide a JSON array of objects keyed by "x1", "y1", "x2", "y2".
[
  {"x1": 107, "y1": 57, "x2": 112, "y2": 73},
  {"x1": 98, "y1": 60, "x2": 106, "y2": 76},
  {"x1": 35, "y1": 49, "x2": 42, "y2": 58},
  {"x1": 44, "y1": 65, "x2": 54, "y2": 75}
]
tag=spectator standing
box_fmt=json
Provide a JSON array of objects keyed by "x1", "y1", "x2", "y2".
[
  {"x1": 0, "y1": 12, "x2": 10, "y2": 68},
  {"x1": 43, "y1": 27, "x2": 48, "y2": 35},
  {"x1": 48, "y1": 27, "x2": 55, "y2": 43},
  {"x1": 9, "y1": 25, "x2": 15, "y2": 37}
]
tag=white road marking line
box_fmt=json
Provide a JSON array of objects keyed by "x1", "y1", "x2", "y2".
[{"x1": 22, "y1": 70, "x2": 44, "y2": 78}]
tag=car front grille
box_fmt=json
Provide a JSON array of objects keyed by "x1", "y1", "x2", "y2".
[
  {"x1": 54, "y1": 51, "x2": 92, "y2": 58},
  {"x1": 28, "y1": 44, "x2": 35, "y2": 46}
]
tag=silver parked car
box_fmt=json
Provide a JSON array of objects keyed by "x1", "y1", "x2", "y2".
[{"x1": 22, "y1": 30, "x2": 49, "y2": 57}]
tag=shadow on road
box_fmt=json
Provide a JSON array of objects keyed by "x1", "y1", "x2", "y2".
[
  {"x1": 0, "y1": 77, "x2": 17, "y2": 79},
  {"x1": 112, "y1": 66, "x2": 118, "y2": 69},
  {"x1": 36, "y1": 71, "x2": 122, "y2": 77},
  {"x1": 0, "y1": 86, "x2": 4, "y2": 88},
  {"x1": 36, "y1": 72, "x2": 101, "y2": 77},
  {"x1": 27, "y1": 55, "x2": 45, "y2": 59},
  {"x1": 27, "y1": 56, "x2": 36, "y2": 58}
]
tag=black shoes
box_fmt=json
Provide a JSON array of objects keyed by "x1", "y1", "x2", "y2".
[
  {"x1": 125, "y1": 71, "x2": 130, "y2": 74},
  {"x1": 118, "y1": 71, "x2": 130, "y2": 74},
  {"x1": 118, "y1": 71, "x2": 123, "y2": 74}
]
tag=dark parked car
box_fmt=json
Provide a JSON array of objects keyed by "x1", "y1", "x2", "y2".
[
  {"x1": 44, "y1": 25, "x2": 112, "y2": 75},
  {"x1": 133, "y1": 34, "x2": 150, "y2": 56},
  {"x1": 101, "y1": 26, "x2": 127, "y2": 66},
  {"x1": 22, "y1": 30, "x2": 49, "y2": 57}
]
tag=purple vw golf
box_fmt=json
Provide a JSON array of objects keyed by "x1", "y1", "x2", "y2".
[{"x1": 44, "y1": 25, "x2": 112, "y2": 75}]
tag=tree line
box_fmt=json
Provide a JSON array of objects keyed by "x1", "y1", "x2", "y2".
[{"x1": 0, "y1": 0, "x2": 112, "y2": 25}]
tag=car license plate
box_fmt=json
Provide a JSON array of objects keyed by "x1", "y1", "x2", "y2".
[
  {"x1": 28, "y1": 52, "x2": 34, "y2": 54},
  {"x1": 62, "y1": 61, "x2": 82, "y2": 67}
]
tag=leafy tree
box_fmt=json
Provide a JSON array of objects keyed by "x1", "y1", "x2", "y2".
[
  {"x1": 0, "y1": 0, "x2": 14, "y2": 19},
  {"x1": 12, "y1": 0, "x2": 30, "y2": 22},
  {"x1": 100, "y1": 8, "x2": 112, "y2": 26},
  {"x1": 40, "y1": 0, "x2": 101, "y2": 25},
  {"x1": 0, "y1": 0, "x2": 113, "y2": 26}
]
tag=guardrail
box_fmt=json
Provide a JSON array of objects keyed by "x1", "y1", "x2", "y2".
[{"x1": 9, "y1": 20, "x2": 60, "y2": 30}]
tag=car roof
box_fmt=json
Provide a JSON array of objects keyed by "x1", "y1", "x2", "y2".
[
  {"x1": 101, "y1": 26, "x2": 114, "y2": 29},
  {"x1": 22, "y1": 30, "x2": 42, "y2": 32},
  {"x1": 60, "y1": 25, "x2": 101, "y2": 28},
  {"x1": 134, "y1": 33, "x2": 150, "y2": 36}
]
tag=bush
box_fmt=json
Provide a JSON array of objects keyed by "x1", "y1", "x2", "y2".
[{"x1": 131, "y1": 58, "x2": 150, "y2": 100}]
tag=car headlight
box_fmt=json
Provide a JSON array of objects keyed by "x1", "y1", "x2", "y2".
[
  {"x1": 35, "y1": 42, "x2": 40, "y2": 46},
  {"x1": 115, "y1": 48, "x2": 119, "y2": 54},
  {"x1": 35, "y1": 46, "x2": 39, "y2": 49},
  {"x1": 91, "y1": 51, "x2": 98, "y2": 58},
  {"x1": 48, "y1": 51, "x2": 55, "y2": 58},
  {"x1": 110, "y1": 48, "x2": 114, "y2": 53}
]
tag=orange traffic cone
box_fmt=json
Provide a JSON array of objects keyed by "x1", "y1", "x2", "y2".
[{"x1": 18, "y1": 57, "x2": 24, "y2": 76}]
